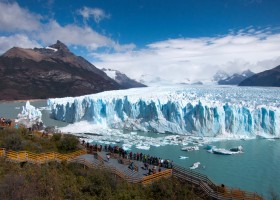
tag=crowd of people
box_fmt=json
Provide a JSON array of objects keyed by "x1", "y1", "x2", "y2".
[
  {"x1": 0, "y1": 117, "x2": 12, "y2": 127},
  {"x1": 82, "y1": 140, "x2": 173, "y2": 174}
]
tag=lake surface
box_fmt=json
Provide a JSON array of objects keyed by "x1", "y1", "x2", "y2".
[{"x1": 1, "y1": 100, "x2": 279, "y2": 199}]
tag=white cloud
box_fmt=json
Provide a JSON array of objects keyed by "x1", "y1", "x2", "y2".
[
  {"x1": 0, "y1": 2, "x2": 134, "y2": 53},
  {"x1": 93, "y1": 30, "x2": 280, "y2": 83},
  {"x1": 0, "y1": 2, "x2": 41, "y2": 32},
  {"x1": 0, "y1": 34, "x2": 41, "y2": 54},
  {"x1": 78, "y1": 7, "x2": 110, "y2": 24},
  {"x1": 37, "y1": 20, "x2": 135, "y2": 51}
]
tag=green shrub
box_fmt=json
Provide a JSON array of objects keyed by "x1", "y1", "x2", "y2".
[
  {"x1": 57, "y1": 134, "x2": 79, "y2": 153},
  {"x1": 3, "y1": 133, "x2": 23, "y2": 151},
  {"x1": 51, "y1": 133, "x2": 62, "y2": 142}
]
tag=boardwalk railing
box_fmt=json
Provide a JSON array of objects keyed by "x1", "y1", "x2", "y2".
[
  {"x1": 0, "y1": 148, "x2": 5, "y2": 157},
  {"x1": 1, "y1": 148, "x2": 87, "y2": 164},
  {"x1": 173, "y1": 164, "x2": 263, "y2": 200},
  {"x1": 141, "y1": 169, "x2": 172, "y2": 185}
]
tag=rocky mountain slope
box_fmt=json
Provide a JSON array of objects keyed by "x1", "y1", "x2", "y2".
[
  {"x1": 102, "y1": 68, "x2": 146, "y2": 89},
  {"x1": 0, "y1": 41, "x2": 121, "y2": 100},
  {"x1": 218, "y1": 70, "x2": 255, "y2": 85},
  {"x1": 239, "y1": 65, "x2": 280, "y2": 87}
]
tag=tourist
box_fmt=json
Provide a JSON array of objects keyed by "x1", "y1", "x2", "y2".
[
  {"x1": 153, "y1": 166, "x2": 157, "y2": 174},
  {"x1": 160, "y1": 159, "x2": 164, "y2": 167},
  {"x1": 144, "y1": 162, "x2": 149, "y2": 170},
  {"x1": 128, "y1": 162, "x2": 134, "y2": 170},
  {"x1": 140, "y1": 152, "x2": 143, "y2": 161},
  {"x1": 106, "y1": 154, "x2": 110, "y2": 162}
]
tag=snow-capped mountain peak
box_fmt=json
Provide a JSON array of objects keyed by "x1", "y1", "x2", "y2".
[
  {"x1": 212, "y1": 70, "x2": 229, "y2": 82},
  {"x1": 102, "y1": 68, "x2": 146, "y2": 89},
  {"x1": 218, "y1": 69, "x2": 255, "y2": 85}
]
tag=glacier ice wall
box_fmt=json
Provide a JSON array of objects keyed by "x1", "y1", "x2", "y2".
[{"x1": 48, "y1": 86, "x2": 280, "y2": 138}]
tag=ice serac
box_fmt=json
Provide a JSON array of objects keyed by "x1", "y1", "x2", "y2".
[
  {"x1": 16, "y1": 101, "x2": 43, "y2": 128},
  {"x1": 48, "y1": 86, "x2": 280, "y2": 138}
]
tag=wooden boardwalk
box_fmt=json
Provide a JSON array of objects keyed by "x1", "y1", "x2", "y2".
[
  {"x1": 0, "y1": 147, "x2": 263, "y2": 200},
  {"x1": 76, "y1": 150, "x2": 172, "y2": 183}
]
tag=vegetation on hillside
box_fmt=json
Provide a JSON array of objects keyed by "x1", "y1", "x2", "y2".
[
  {"x1": 0, "y1": 128, "x2": 201, "y2": 199},
  {"x1": 0, "y1": 159, "x2": 200, "y2": 200},
  {"x1": 0, "y1": 128, "x2": 80, "y2": 153}
]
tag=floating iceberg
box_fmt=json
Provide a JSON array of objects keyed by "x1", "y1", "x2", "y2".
[
  {"x1": 207, "y1": 146, "x2": 242, "y2": 155},
  {"x1": 229, "y1": 145, "x2": 243, "y2": 152},
  {"x1": 179, "y1": 156, "x2": 189, "y2": 159},
  {"x1": 16, "y1": 101, "x2": 43, "y2": 128},
  {"x1": 48, "y1": 86, "x2": 280, "y2": 138},
  {"x1": 181, "y1": 146, "x2": 199, "y2": 151},
  {"x1": 190, "y1": 162, "x2": 200, "y2": 169}
]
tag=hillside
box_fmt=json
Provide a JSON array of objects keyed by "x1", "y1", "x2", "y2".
[
  {"x1": 239, "y1": 65, "x2": 280, "y2": 87},
  {"x1": 218, "y1": 70, "x2": 255, "y2": 85}
]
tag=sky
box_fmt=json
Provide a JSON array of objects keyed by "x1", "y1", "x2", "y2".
[{"x1": 1, "y1": 0, "x2": 280, "y2": 82}]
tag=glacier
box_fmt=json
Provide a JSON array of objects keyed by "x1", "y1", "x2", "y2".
[{"x1": 48, "y1": 86, "x2": 280, "y2": 138}]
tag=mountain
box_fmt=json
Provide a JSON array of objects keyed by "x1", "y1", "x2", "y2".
[
  {"x1": 239, "y1": 65, "x2": 280, "y2": 87},
  {"x1": 212, "y1": 70, "x2": 229, "y2": 83},
  {"x1": 137, "y1": 74, "x2": 172, "y2": 86},
  {"x1": 101, "y1": 68, "x2": 146, "y2": 89},
  {"x1": 218, "y1": 70, "x2": 255, "y2": 85},
  {"x1": 0, "y1": 41, "x2": 121, "y2": 100},
  {"x1": 191, "y1": 81, "x2": 203, "y2": 85}
]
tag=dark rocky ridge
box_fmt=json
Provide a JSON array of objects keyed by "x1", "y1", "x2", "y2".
[
  {"x1": 239, "y1": 65, "x2": 280, "y2": 87},
  {"x1": 0, "y1": 41, "x2": 121, "y2": 100},
  {"x1": 218, "y1": 70, "x2": 255, "y2": 85}
]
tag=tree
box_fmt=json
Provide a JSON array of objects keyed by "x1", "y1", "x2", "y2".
[
  {"x1": 3, "y1": 133, "x2": 22, "y2": 151},
  {"x1": 57, "y1": 134, "x2": 79, "y2": 153}
]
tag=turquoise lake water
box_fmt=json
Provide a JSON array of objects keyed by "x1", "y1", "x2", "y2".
[{"x1": 1, "y1": 100, "x2": 279, "y2": 199}]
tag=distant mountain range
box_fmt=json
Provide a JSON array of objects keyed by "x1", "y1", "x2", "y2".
[
  {"x1": 217, "y1": 70, "x2": 255, "y2": 85},
  {"x1": 137, "y1": 70, "x2": 256, "y2": 86},
  {"x1": 101, "y1": 68, "x2": 146, "y2": 89},
  {"x1": 239, "y1": 65, "x2": 280, "y2": 87},
  {"x1": 0, "y1": 41, "x2": 142, "y2": 100},
  {"x1": 212, "y1": 70, "x2": 230, "y2": 83}
]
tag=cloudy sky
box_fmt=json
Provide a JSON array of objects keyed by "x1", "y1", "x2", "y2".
[{"x1": 1, "y1": 0, "x2": 280, "y2": 82}]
